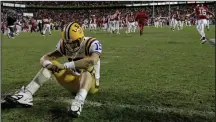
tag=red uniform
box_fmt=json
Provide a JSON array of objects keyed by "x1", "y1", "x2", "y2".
[
  {"x1": 43, "y1": 19, "x2": 50, "y2": 24},
  {"x1": 135, "y1": 11, "x2": 148, "y2": 35},
  {"x1": 31, "y1": 19, "x2": 37, "y2": 33},
  {"x1": 115, "y1": 12, "x2": 120, "y2": 21},
  {"x1": 195, "y1": 5, "x2": 209, "y2": 20},
  {"x1": 171, "y1": 11, "x2": 179, "y2": 19},
  {"x1": 175, "y1": 11, "x2": 181, "y2": 21}
]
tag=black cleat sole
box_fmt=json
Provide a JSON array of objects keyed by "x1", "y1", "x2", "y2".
[{"x1": 2, "y1": 95, "x2": 32, "y2": 108}]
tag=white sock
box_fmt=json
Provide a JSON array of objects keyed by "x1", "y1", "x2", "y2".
[
  {"x1": 26, "y1": 68, "x2": 51, "y2": 95},
  {"x1": 94, "y1": 59, "x2": 100, "y2": 81},
  {"x1": 75, "y1": 89, "x2": 88, "y2": 102},
  {"x1": 26, "y1": 81, "x2": 40, "y2": 95}
]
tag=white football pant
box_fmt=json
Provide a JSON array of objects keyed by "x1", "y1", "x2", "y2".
[
  {"x1": 196, "y1": 19, "x2": 207, "y2": 38},
  {"x1": 114, "y1": 21, "x2": 120, "y2": 34},
  {"x1": 42, "y1": 24, "x2": 51, "y2": 35}
]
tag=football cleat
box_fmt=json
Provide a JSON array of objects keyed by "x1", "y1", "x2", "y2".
[
  {"x1": 68, "y1": 99, "x2": 84, "y2": 118},
  {"x1": 200, "y1": 37, "x2": 206, "y2": 44},
  {"x1": 4, "y1": 86, "x2": 33, "y2": 107}
]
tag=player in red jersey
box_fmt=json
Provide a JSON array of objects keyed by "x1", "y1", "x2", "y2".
[
  {"x1": 135, "y1": 9, "x2": 148, "y2": 36},
  {"x1": 190, "y1": 4, "x2": 214, "y2": 44},
  {"x1": 114, "y1": 10, "x2": 121, "y2": 34},
  {"x1": 30, "y1": 18, "x2": 37, "y2": 33}
]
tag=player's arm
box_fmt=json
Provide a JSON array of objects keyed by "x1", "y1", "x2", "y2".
[
  {"x1": 189, "y1": 9, "x2": 196, "y2": 17},
  {"x1": 207, "y1": 11, "x2": 215, "y2": 17},
  {"x1": 64, "y1": 40, "x2": 102, "y2": 71},
  {"x1": 40, "y1": 50, "x2": 64, "y2": 72},
  {"x1": 40, "y1": 40, "x2": 65, "y2": 72},
  {"x1": 72, "y1": 53, "x2": 99, "y2": 70},
  {"x1": 40, "y1": 50, "x2": 63, "y2": 66}
]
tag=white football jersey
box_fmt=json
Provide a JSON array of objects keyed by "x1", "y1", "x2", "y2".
[{"x1": 56, "y1": 37, "x2": 102, "y2": 60}]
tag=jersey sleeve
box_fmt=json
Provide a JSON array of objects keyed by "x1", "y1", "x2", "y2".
[
  {"x1": 89, "y1": 40, "x2": 102, "y2": 56},
  {"x1": 55, "y1": 39, "x2": 66, "y2": 55}
]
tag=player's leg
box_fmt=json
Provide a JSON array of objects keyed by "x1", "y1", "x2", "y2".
[
  {"x1": 196, "y1": 19, "x2": 206, "y2": 44},
  {"x1": 107, "y1": 22, "x2": 110, "y2": 32},
  {"x1": 128, "y1": 22, "x2": 132, "y2": 33},
  {"x1": 90, "y1": 24, "x2": 93, "y2": 31},
  {"x1": 111, "y1": 21, "x2": 115, "y2": 33},
  {"x1": 9, "y1": 26, "x2": 15, "y2": 38},
  {"x1": 102, "y1": 23, "x2": 105, "y2": 31},
  {"x1": 110, "y1": 21, "x2": 113, "y2": 33},
  {"x1": 116, "y1": 21, "x2": 120, "y2": 34},
  {"x1": 30, "y1": 25, "x2": 33, "y2": 33},
  {"x1": 132, "y1": 22, "x2": 135, "y2": 32},
  {"x1": 93, "y1": 24, "x2": 95, "y2": 31},
  {"x1": 171, "y1": 19, "x2": 175, "y2": 30},
  {"x1": 94, "y1": 24, "x2": 97, "y2": 32},
  {"x1": 169, "y1": 19, "x2": 172, "y2": 29},
  {"x1": 173, "y1": 20, "x2": 177, "y2": 30},
  {"x1": 94, "y1": 24, "x2": 96, "y2": 31},
  {"x1": 178, "y1": 21, "x2": 181, "y2": 30},
  {"x1": 69, "y1": 69, "x2": 99, "y2": 118},
  {"x1": 125, "y1": 22, "x2": 129, "y2": 33},
  {"x1": 48, "y1": 25, "x2": 51, "y2": 35},
  {"x1": 42, "y1": 24, "x2": 47, "y2": 36},
  {"x1": 159, "y1": 21, "x2": 162, "y2": 28},
  {"x1": 176, "y1": 21, "x2": 179, "y2": 30},
  {"x1": 18, "y1": 25, "x2": 22, "y2": 34},
  {"x1": 51, "y1": 60, "x2": 99, "y2": 117},
  {"x1": 182, "y1": 21, "x2": 184, "y2": 29},
  {"x1": 6, "y1": 28, "x2": 10, "y2": 38},
  {"x1": 4, "y1": 68, "x2": 52, "y2": 106},
  {"x1": 139, "y1": 23, "x2": 144, "y2": 36}
]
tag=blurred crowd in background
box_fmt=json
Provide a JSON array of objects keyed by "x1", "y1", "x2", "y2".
[{"x1": 1, "y1": 1, "x2": 215, "y2": 32}]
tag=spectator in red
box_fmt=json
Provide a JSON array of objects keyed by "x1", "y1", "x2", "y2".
[{"x1": 135, "y1": 9, "x2": 148, "y2": 36}]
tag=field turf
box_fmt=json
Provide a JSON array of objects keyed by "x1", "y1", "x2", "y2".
[{"x1": 1, "y1": 26, "x2": 215, "y2": 122}]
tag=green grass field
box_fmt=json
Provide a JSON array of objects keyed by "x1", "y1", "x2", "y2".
[{"x1": 1, "y1": 26, "x2": 215, "y2": 122}]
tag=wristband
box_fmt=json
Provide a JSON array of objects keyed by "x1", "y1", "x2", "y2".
[
  {"x1": 42, "y1": 60, "x2": 52, "y2": 68},
  {"x1": 64, "y1": 61, "x2": 75, "y2": 69}
]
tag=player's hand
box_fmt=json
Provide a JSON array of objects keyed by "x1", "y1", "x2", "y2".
[{"x1": 46, "y1": 64, "x2": 65, "y2": 73}]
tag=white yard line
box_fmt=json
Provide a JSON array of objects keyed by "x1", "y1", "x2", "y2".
[{"x1": 34, "y1": 97, "x2": 214, "y2": 118}]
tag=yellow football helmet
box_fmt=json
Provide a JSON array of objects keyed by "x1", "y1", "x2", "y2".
[{"x1": 61, "y1": 22, "x2": 84, "y2": 53}]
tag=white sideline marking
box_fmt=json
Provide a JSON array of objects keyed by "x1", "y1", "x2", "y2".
[{"x1": 34, "y1": 97, "x2": 214, "y2": 118}]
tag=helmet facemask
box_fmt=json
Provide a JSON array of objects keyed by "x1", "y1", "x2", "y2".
[{"x1": 64, "y1": 38, "x2": 83, "y2": 53}]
